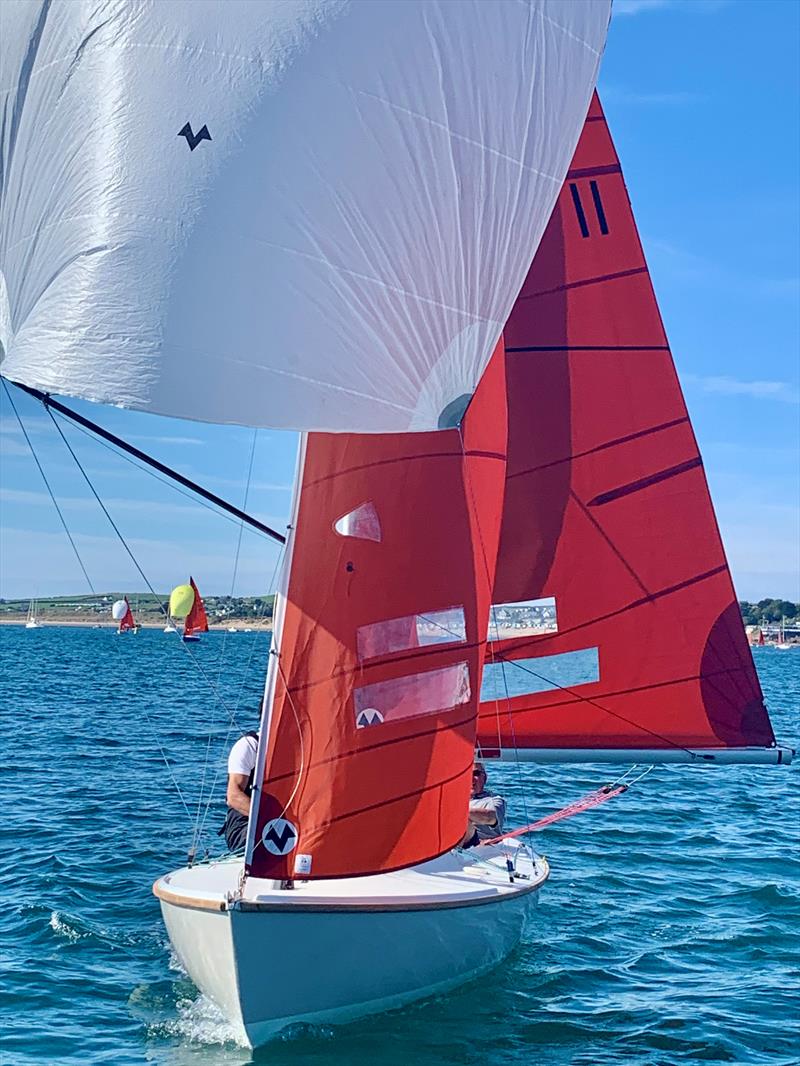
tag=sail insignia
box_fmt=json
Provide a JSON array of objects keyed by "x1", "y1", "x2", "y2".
[{"x1": 177, "y1": 122, "x2": 211, "y2": 151}]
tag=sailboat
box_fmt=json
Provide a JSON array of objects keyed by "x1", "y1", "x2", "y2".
[
  {"x1": 182, "y1": 578, "x2": 209, "y2": 643},
  {"x1": 775, "y1": 618, "x2": 794, "y2": 650},
  {"x1": 2, "y1": 0, "x2": 791, "y2": 1051},
  {"x1": 24, "y1": 599, "x2": 41, "y2": 629},
  {"x1": 112, "y1": 596, "x2": 138, "y2": 635},
  {"x1": 168, "y1": 578, "x2": 210, "y2": 642},
  {"x1": 151, "y1": 92, "x2": 794, "y2": 1044}
]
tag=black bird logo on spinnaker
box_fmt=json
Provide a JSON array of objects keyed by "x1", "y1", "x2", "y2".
[{"x1": 178, "y1": 122, "x2": 212, "y2": 151}]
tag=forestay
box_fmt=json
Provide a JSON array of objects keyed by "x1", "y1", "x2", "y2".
[
  {"x1": 0, "y1": 0, "x2": 610, "y2": 433},
  {"x1": 247, "y1": 345, "x2": 508, "y2": 881},
  {"x1": 475, "y1": 94, "x2": 781, "y2": 763}
]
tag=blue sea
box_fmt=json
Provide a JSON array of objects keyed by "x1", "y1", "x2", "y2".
[{"x1": 1, "y1": 626, "x2": 798, "y2": 1066}]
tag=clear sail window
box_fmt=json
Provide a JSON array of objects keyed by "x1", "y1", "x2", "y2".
[
  {"x1": 481, "y1": 647, "x2": 599, "y2": 701},
  {"x1": 333, "y1": 502, "x2": 382, "y2": 542},
  {"x1": 488, "y1": 597, "x2": 558, "y2": 640},
  {"x1": 357, "y1": 607, "x2": 466, "y2": 662},
  {"x1": 354, "y1": 662, "x2": 471, "y2": 729}
]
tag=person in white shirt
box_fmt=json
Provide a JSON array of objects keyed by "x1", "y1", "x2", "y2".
[
  {"x1": 220, "y1": 731, "x2": 258, "y2": 852},
  {"x1": 459, "y1": 759, "x2": 506, "y2": 847}
]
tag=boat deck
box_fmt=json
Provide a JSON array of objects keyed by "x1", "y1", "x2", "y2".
[{"x1": 154, "y1": 844, "x2": 549, "y2": 912}]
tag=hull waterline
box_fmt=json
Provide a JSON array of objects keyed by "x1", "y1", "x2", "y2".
[{"x1": 155, "y1": 845, "x2": 548, "y2": 1046}]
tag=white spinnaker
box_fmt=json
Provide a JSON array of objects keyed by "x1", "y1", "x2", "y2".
[{"x1": 0, "y1": 0, "x2": 610, "y2": 433}]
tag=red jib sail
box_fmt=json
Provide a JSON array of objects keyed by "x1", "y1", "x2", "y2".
[
  {"x1": 475, "y1": 93, "x2": 776, "y2": 760},
  {"x1": 248, "y1": 346, "x2": 508, "y2": 880},
  {"x1": 184, "y1": 577, "x2": 209, "y2": 636},
  {"x1": 118, "y1": 597, "x2": 136, "y2": 632}
]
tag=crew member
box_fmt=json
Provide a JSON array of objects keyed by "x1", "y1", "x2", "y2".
[
  {"x1": 460, "y1": 759, "x2": 506, "y2": 847},
  {"x1": 220, "y1": 730, "x2": 258, "y2": 853}
]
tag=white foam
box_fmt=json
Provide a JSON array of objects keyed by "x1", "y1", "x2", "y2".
[
  {"x1": 163, "y1": 994, "x2": 247, "y2": 1050},
  {"x1": 49, "y1": 911, "x2": 83, "y2": 941}
]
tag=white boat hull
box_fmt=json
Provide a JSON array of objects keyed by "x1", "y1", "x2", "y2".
[{"x1": 155, "y1": 845, "x2": 547, "y2": 1046}]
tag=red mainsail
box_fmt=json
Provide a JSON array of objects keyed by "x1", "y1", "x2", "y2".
[
  {"x1": 475, "y1": 93, "x2": 775, "y2": 759},
  {"x1": 184, "y1": 577, "x2": 209, "y2": 636},
  {"x1": 248, "y1": 345, "x2": 508, "y2": 880},
  {"x1": 118, "y1": 597, "x2": 136, "y2": 632}
]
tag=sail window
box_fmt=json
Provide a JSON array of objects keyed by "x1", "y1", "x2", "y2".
[
  {"x1": 488, "y1": 597, "x2": 557, "y2": 639},
  {"x1": 357, "y1": 607, "x2": 466, "y2": 662},
  {"x1": 481, "y1": 647, "x2": 599, "y2": 701},
  {"x1": 354, "y1": 662, "x2": 471, "y2": 729},
  {"x1": 333, "y1": 502, "x2": 382, "y2": 542}
]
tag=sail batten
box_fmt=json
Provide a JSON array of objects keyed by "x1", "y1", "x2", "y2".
[{"x1": 0, "y1": 0, "x2": 610, "y2": 434}]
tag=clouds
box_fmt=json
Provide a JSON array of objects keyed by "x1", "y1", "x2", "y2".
[
  {"x1": 601, "y1": 85, "x2": 701, "y2": 105},
  {"x1": 614, "y1": 0, "x2": 728, "y2": 15},
  {"x1": 0, "y1": 525, "x2": 284, "y2": 600},
  {"x1": 683, "y1": 374, "x2": 800, "y2": 404},
  {"x1": 646, "y1": 239, "x2": 800, "y2": 309}
]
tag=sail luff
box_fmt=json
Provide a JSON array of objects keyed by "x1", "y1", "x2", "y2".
[{"x1": 244, "y1": 434, "x2": 306, "y2": 876}]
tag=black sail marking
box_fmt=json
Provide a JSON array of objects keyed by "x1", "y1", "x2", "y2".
[
  {"x1": 589, "y1": 180, "x2": 609, "y2": 235},
  {"x1": 178, "y1": 122, "x2": 212, "y2": 151},
  {"x1": 588, "y1": 457, "x2": 703, "y2": 506},
  {"x1": 569, "y1": 183, "x2": 590, "y2": 238}
]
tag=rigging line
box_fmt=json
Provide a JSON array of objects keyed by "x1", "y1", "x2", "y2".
[
  {"x1": 55, "y1": 413, "x2": 277, "y2": 542},
  {"x1": 492, "y1": 652, "x2": 705, "y2": 759},
  {"x1": 2, "y1": 385, "x2": 197, "y2": 828},
  {"x1": 10, "y1": 381, "x2": 286, "y2": 544},
  {"x1": 44, "y1": 408, "x2": 247, "y2": 738},
  {"x1": 481, "y1": 784, "x2": 628, "y2": 844},
  {"x1": 193, "y1": 429, "x2": 259, "y2": 850},
  {"x1": 456, "y1": 425, "x2": 530, "y2": 828},
  {"x1": 194, "y1": 552, "x2": 285, "y2": 846},
  {"x1": 195, "y1": 536, "x2": 286, "y2": 849},
  {"x1": 2, "y1": 380, "x2": 95, "y2": 592},
  {"x1": 249, "y1": 652, "x2": 306, "y2": 861}
]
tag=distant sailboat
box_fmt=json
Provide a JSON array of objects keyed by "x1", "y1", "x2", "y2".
[
  {"x1": 25, "y1": 599, "x2": 41, "y2": 629},
  {"x1": 775, "y1": 617, "x2": 794, "y2": 650},
  {"x1": 169, "y1": 578, "x2": 209, "y2": 643},
  {"x1": 113, "y1": 597, "x2": 138, "y2": 635},
  {"x1": 163, "y1": 620, "x2": 178, "y2": 634}
]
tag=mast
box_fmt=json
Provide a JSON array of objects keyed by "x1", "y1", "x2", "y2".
[{"x1": 244, "y1": 434, "x2": 307, "y2": 879}]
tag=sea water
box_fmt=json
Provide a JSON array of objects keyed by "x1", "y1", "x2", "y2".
[{"x1": 0, "y1": 626, "x2": 797, "y2": 1066}]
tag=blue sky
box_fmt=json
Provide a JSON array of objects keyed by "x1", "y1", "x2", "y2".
[{"x1": 1, "y1": 0, "x2": 798, "y2": 602}]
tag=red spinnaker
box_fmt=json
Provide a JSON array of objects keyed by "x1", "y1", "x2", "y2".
[
  {"x1": 184, "y1": 577, "x2": 209, "y2": 636},
  {"x1": 476, "y1": 93, "x2": 774, "y2": 756},
  {"x1": 249, "y1": 345, "x2": 508, "y2": 880}
]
